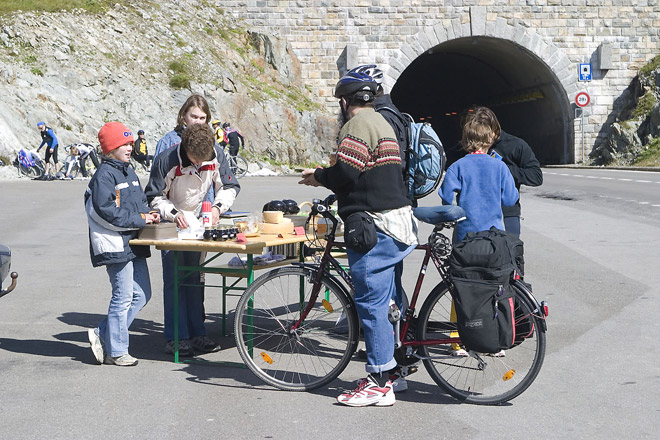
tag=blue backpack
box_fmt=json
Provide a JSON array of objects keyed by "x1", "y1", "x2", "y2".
[
  {"x1": 376, "y1": 106, "x2": 446, "y2": 201},
  {"x1": 406, "y1": 119, "x2": 446, "y2": 200}
]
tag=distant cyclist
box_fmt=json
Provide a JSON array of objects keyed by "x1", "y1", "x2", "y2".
[
  {"x1": 63, "y1": 143, "x2": 100, "y2": 178},
  {"x1": 222, "y1": 122, "x2": 244, "y2": 159},
  {"x1": 211, "y1": 120, "x2": 227, "y2": 147},
  {"x1": 36, "y1": 121, "x2": 60, "y2": 177}
]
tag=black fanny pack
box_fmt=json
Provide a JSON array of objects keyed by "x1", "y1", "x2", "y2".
[{"x1": 344, "y1": 211, "x2": 377, "y2": 253}]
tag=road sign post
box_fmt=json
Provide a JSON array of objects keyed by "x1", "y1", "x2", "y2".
[{"x1": 575, "y1": 92, "x2": 590, "y2": 163}]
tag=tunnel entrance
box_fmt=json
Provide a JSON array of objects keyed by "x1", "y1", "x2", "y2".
[{"x1": 391, "y1": 36, "x2": 574, "y2": 165}]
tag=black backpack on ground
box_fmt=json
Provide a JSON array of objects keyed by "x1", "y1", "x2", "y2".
[{"x1": 448, "y1": 227, "x2": 524, "y2": 353}]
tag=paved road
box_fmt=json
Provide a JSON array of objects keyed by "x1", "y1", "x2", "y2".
[{"x1": 0, "y1": 170, "x2": 658, "y2": 439}]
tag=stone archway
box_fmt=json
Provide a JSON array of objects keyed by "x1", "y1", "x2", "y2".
[{"x1": 386, "y1": 15, "x2": 575, "y2": 165}]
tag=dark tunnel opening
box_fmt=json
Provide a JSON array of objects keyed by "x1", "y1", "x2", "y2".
[{"x1": 391, "y1": 37, "x2": 574, "y2": 166}]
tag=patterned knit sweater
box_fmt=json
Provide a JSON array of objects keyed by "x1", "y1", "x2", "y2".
[{"x1": 314, "y1": 107, "x2": 411, "y2": 219}]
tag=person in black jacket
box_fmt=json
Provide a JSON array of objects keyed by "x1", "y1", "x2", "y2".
[
  {"x1": 222, "y1": 122, "x2": 244, "y2": 159},
  {"x1": 451, "y1": 108, "x2": 543, "y2": 237},
  {"x1": 488, "y1": 130, "x2": 543, "y2": 236}
]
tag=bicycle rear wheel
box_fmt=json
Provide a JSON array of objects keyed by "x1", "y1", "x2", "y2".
[
  {"x1": 231, "y1": 156, "x2": 248, "y2": 178},
  {"x1": 234, "y1": 265, "x2": 359, "y2": 391},
  {"x1": 417, "y1": 281, "x2": 546, "y2": 405},
  {"x1": 18, "y1": 163, "x2": 40, "y2": 178}
]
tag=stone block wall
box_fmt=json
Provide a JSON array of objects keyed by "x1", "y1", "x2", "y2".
[{"x1": 219, "y1": 0, "x2": 660, "y2": 162}]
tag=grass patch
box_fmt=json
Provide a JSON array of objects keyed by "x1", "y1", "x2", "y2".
[
  {"x1": 639, "y1": 54, "x2": 660, "y2": 77},
  {"x1": 0, "y1": 0, "x2": 130, "y2": 15},
  {"x1": 633, "y1": 137, "x2": 660, "y2": 166},
  {"x1": 168, "y1": 60, "x2": 187, "y2": 74},
  {"x1": 167, "y1": 59, "x2": 191, "y2": 88},
  {"x1": 169, "y1": 73, "x2": 190, "y2": 89},
  {"x1": 632, "y1": 91, "x2": 657, "y2": 119},
  {"x1": 285, "y1": 89, "x2": 321, "y2": 112},
  {"x1": 30, "y1": 67, "x2": 43, "y2": 76}
]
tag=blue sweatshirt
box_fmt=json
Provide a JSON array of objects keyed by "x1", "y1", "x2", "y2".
[{"x1": 439, "y1": 153, "x2": 519, "y2": 241}]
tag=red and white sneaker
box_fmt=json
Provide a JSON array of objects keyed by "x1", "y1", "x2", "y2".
[{"x1": 337, "y1": 375, "x2": 395, "y2": 407}]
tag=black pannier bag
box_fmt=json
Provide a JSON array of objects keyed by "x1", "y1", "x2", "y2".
[{"x1": 448, "y1": 227, "x2": 524, "y2": 353}]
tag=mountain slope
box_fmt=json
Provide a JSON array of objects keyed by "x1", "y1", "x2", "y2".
[{"x1": 0, "y1": 1, "x2": 335, "y2": 168}]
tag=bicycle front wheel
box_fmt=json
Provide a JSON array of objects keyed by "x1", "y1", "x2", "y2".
[
  {"x1": 234, "y1": 266, "x2": 359, "y2": 391},
  {"x1": 417, "y1": 281, "x2": 546, "y2": 405},
  {"x1": 232, "y1": 156, "x2": 248, "y2": 178}
]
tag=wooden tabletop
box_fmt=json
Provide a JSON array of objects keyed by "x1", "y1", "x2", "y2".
[{"x1": 129, "y1": 232, "x2": 311, "y2": 254}]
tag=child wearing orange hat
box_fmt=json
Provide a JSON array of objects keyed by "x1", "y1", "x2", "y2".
[{"x1": 85, "y1": 122, "x2": 160, "y2": 366}]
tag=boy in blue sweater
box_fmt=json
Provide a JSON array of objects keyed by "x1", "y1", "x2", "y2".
[{"x1": 439, "y1": 107, "x2": 519, "y2": 241}]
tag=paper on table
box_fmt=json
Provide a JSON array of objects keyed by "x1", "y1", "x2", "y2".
[{"x1": 177, "y1": 210, "x2": 204, "y2": 239}]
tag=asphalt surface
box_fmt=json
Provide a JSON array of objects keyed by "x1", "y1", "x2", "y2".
[{"x1": 0, "y1": 171, "x2": 658, "y2": 439}]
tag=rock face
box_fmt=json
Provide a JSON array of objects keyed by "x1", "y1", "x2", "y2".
[
  {"x1": 591, "y1": 58, "x2": 660, "y2": 165},
  {"x1": 0, "y1": 2, "x2": 337, "y2": 170}
]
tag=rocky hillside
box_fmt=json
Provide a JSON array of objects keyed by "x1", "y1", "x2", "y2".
[
  {"x1": 590, "y1": 55, "x2": 660, "y2": 166},
  {"x1": 0, "y1": 1, "x2": 337, "y2": 171}
]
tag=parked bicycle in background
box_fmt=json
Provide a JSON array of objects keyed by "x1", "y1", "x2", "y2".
[
  {"x1": 62, "y1": 143, "x2": 99, "y2": 179},
  {"x1": 224, "y1": 147, "x2": 248, "y2": 178},
  {"x1": 14, "y1": 148, "x2": 45, "y2": 178}
]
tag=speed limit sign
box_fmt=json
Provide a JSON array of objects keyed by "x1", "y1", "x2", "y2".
[{"x1": 575, "y1": 92, "x2": 590, "y2": 107}]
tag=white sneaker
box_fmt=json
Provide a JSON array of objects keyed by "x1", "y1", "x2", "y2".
[
  {"x1": 450, "y1": 343, "x2": 468, "y2": 357},
  {"x1": 337, "y1": 376, "x2": 395, "y2": 407},
  {"x1": 88, "y1": 328, "x2": 104, "y2": 364},
  {"x1": 488, "y1": 350, "x2": 506, "y2": 357},
  {"x1": 103, "y1": 353, "x2": 139, "y2": 366}
]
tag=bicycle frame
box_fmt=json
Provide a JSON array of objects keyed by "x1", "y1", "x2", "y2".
[{"x1": 289, "y1": 203, "x2": 546, "y2": 350}]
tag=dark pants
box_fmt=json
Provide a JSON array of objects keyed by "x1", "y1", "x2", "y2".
[
  {"x1": 133, "y1": 152, "x2": 152, "y2": 168},
  {"x1": 503, "y1": 216, "x2": 521, "y2": 236}
]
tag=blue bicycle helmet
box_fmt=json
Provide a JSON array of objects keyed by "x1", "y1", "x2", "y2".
[
  {"x1": 347, "y1": 64, "x2": 384, "y2": 86},
  {"x1": 334, "y1": 67, "x2": 378, "y2": 99}
]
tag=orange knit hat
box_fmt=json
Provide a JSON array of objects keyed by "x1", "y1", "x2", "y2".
[{"x1": 98, "y1": 122, "x2": 134, "y2": 154}]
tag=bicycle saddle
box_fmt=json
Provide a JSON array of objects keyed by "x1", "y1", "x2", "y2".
[{"x1": 413, "y1": 205, "x2": 466, "y2": 225}]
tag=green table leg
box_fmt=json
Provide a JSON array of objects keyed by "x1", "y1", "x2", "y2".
[{"x1": 173, "y1": 250, "x2": 179, "y2": 364}]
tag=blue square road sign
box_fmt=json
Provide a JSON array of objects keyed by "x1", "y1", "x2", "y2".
[{"x1": 579, "y1": 63, "x2": 592, "y2": 81}]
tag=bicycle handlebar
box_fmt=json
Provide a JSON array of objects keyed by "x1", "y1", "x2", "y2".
[{"x1": 308, "y1": 194, "x2": 339, "y2": 240}]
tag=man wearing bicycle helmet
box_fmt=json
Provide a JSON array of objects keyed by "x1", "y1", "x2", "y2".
[
  {"x1": 300, "y1": 66, "x2": 418, "y2": 407},
  {"x1": 222, "y1": 122, "x2": 244, "y2": 160},
  {"x1": 36, "y1": 121, "x2": 60, "y2": 177}
]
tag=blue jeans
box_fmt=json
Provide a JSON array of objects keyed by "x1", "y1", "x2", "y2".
[
  {"x1": 347, "y1": 231, "x2": 416, "y2": 374},
  {"x1": 97, "y1": 258, "x2": 151, "y2": 357},
  {"x1": 161, "y1": 250, "x2": 206, "y2": 341}
]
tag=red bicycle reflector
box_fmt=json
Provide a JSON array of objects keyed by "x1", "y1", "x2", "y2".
[{"x1": 542, "y1": 301, "x2": 549, "y2": 317}]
